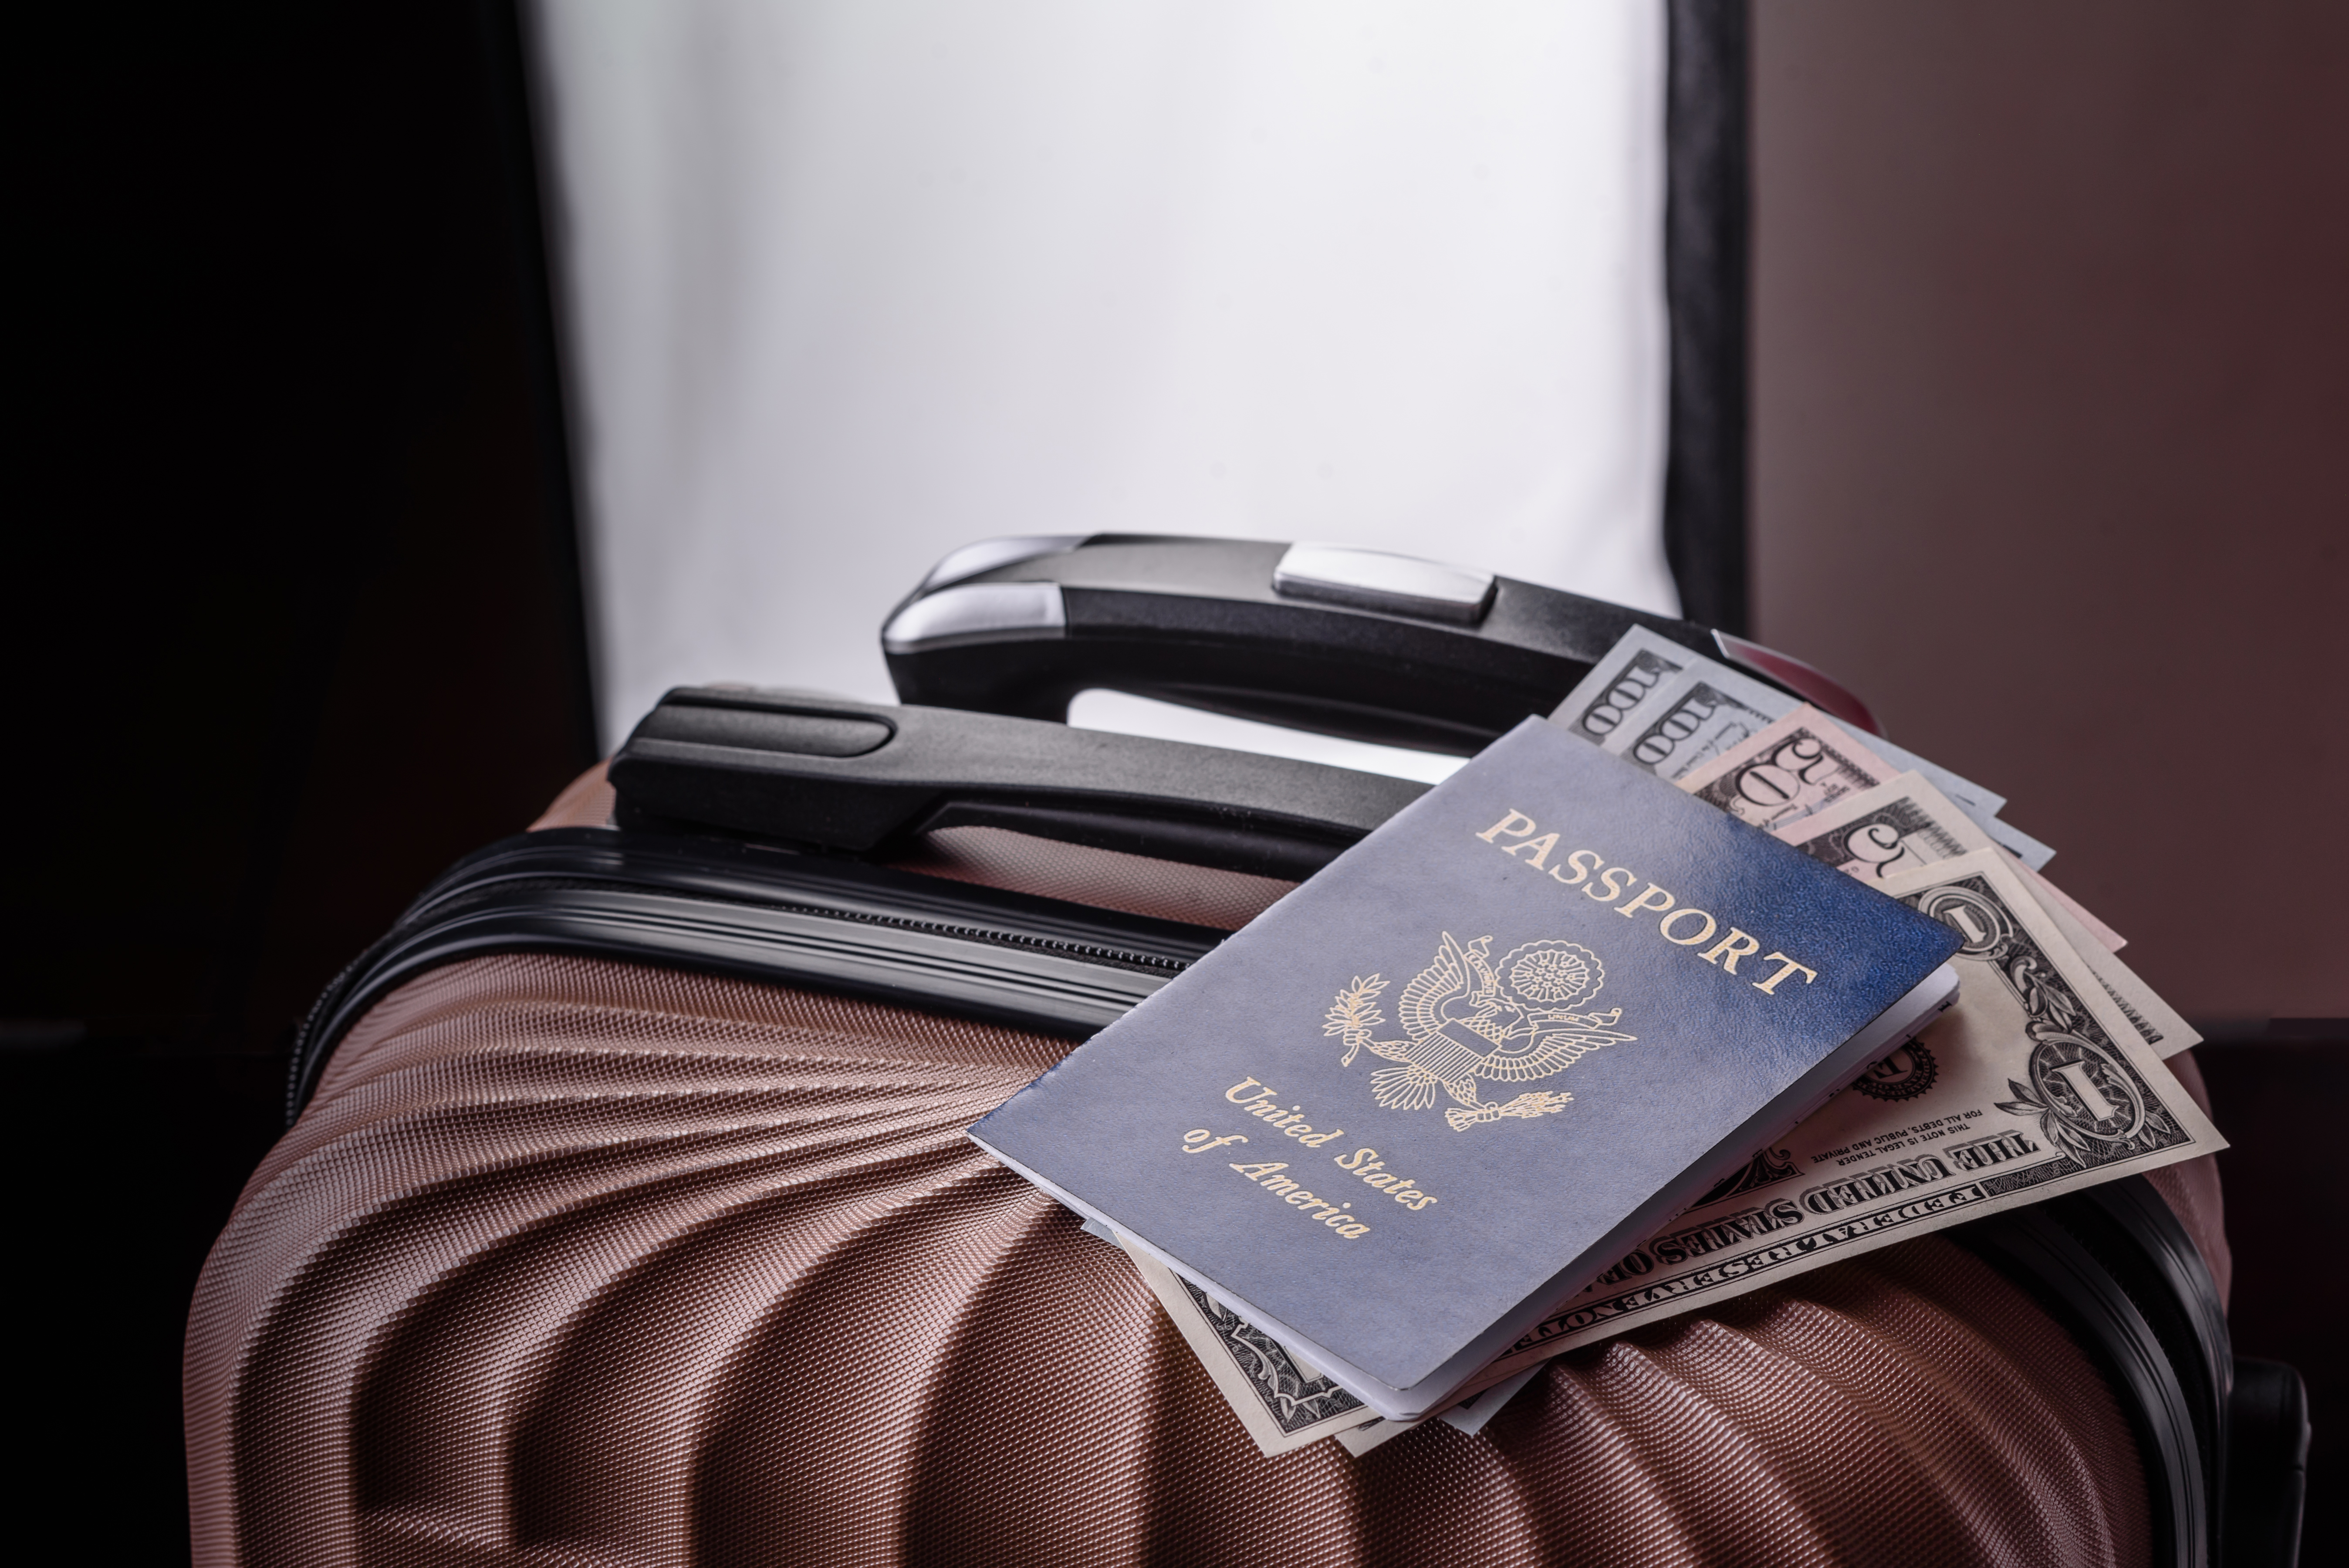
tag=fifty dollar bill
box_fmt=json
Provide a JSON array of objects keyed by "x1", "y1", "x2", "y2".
[
  {"x1": 1670, "y1": 704, "x2": 2116, "y2": 958},
  {"x1": 1673, "y1": 704, "x2": 1897, "y2": 831}
]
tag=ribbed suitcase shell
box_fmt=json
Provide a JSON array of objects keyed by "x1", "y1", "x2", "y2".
[{"x1": 186, "y1": 767, "x2": 2234, "y2": 1567}]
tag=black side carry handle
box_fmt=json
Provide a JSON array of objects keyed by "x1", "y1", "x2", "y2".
[
  {"x1": 608, "y1": 686, "x2": 1427, "y2": 880},
  {"x1": 880, "y1": 534, "x2": 1876, "y2": 753}
]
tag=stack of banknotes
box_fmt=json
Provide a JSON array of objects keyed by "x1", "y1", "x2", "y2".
[{"x1": 1091, "y1": 624, "x2": 2220, "y2": 1458}]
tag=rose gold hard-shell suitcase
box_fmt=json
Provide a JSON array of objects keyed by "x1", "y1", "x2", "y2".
[{"x1": 187, "y1": 536, "x2": 2297, "y2": 1567}]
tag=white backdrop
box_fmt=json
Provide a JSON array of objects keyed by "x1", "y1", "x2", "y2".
[{"x1": 531, "y1": 0, "x2": 1679, "y2": 747}]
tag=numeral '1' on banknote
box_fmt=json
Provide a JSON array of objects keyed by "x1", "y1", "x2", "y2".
[{"x1": 1461, "y1": 849, "x2": 2221, "y2": 1387}]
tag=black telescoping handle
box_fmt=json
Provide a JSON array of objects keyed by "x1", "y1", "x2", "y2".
[
  {"x1": 607, "y1": 686, "x2": 1427, "y2": 880},
  {"x1": 880, "y1": 534, "x2": 1876, "y2": 753}
]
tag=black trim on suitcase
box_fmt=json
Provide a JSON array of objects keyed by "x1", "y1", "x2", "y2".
[
  {"x1": 285, "y1": 828, "x2": 1230, "y2": 1123},
  {"x1": 1958, "y1": 1182, "x2": 2230, "y2": 1568},
  {"x1": 2224, "y1": 1358, "x2": 2311, "y2": 1568},
  {"x1": 2085, "y1": 1176, "x2": 2235, "y2": 1492}
]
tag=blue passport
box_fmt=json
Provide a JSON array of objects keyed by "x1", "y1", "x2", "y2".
[{"x1": 970, "y1": 718, "x2": 1961, "y2": 1420}]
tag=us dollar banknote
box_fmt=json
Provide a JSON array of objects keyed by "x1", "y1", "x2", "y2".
[
  {"x1": 1111, "y1": 1221, "x2": 1541, "y2": 1458},
  {"x1": 1596, "y1": 665, "x2": 1781, "y2": 782},
  {"x1": 1779, "y1": 771, "x2": 2117, "y2": 948},
  {"x1": 1112, "y1": 1230, "x2": 1379, "y2": 1455},
  {"x1": 1777, "y1": 775, "x2": 2197, "y2": 1057},
  {"x1": 1460, "y1": 849, "x2": 2222, "y2": 1389},
  {"x1": 1674, "y1": 705, "x2": 1898, "y2": 830},
  {"x1": 1551, "y1": 625, "x2": 1697, "y2": 745},
  {"x1": 1672, "y1": 699, "x2": 2114, "y2": 948},
  {"x1": 1554, "y1": 629, "x2": 2054, "y2": 866}
]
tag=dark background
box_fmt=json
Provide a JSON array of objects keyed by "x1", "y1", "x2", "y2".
[
  {"x1": 1754, "y1": 0, "x2": 2349, "y2": 1023},
  {"x1": 6, "y1": 1, "x2": 2342, "y2": 1561},
  {"x1": 1753, "y1": 10, "x2": 2349, "y2": 1554},
  {"x1": 7, "y1": 3, "x2": 596, "y2": 1558}
]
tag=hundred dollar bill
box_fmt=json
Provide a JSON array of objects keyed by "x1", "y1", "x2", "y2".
[
  {"x1": 1776, "y1": 774, "x2": 2197, "y2": 1057},
  {"x1": 1674, "y1": 705, "x2": 1897, "y2": 830},
  {"x1": 1112, "y1": 1230, "x2": 1378, "y2": 1455},
  {"x1": 1457, "y1": 848, "x2": 2222, "y2": 1388},
  {"x1": 1558, "y1": 630, "x2": 2050, "y2": 868},
  {"x1": 1551, "y1": 625, "x2": 1698, "y2": 744}
]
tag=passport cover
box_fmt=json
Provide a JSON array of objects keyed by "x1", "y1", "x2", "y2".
[{"x1": 970, "y1": 717, "x2": 1960, "y2": 1397}]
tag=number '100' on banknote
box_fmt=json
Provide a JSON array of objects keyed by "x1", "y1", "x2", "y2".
[{"x1": 1551, "y1": 625, "x2": 1697, "y2": 745}]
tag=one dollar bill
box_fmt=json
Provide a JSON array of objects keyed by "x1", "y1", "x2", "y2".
[
  {"x1": 1776, "y1": 774, "x2": 2197, "y2": 1057},
  {"x1": 1460, "y1": 848, "x2": 2222, "y2": 1389}
]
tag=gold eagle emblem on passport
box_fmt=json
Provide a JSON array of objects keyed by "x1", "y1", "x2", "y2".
[{"x1": 1324, "y1": 935, "x2": 1636, "y2": 1131}]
